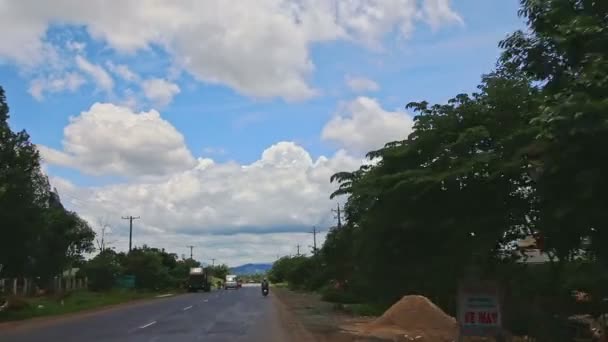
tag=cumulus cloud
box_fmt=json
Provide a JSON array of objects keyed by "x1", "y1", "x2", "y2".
[
  {"x1": 75, "y1": 55, "x2": 114, "y2": 92},
  {"x1": 322, "y1": 97, "x2": 414, "y2": 153},
  {"x1": 47, "y1": 141, "x2": 358, "y2": 263},
  {"x1": 28, "y1": 72, "x2": 86, "y2": 100},
  {"x1": 345, "y1": 75, "x2": 379, "y2": 93},
  {"x1": 0, "y1": 0, "x2": 461, "y2": 101},
  {"x1": 141, "y1": 78, "x2": 180, "y2": 107},
  {"x1": 39, "y1": 103, "x2": 196, "y2": 176}
]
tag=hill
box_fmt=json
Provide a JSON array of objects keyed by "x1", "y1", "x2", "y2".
[{"x1": 230, "y1": 263, "x2": 272, "y2": 275}]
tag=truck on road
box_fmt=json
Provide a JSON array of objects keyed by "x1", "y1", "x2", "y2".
[
  {"x1": 188, "y1": 267, "x2": 211, "y2": 292},
  {"x1": 225, "y1": 274, "x2": 239, "y2": 290}
]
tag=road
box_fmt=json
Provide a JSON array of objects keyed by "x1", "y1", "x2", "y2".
[{"x1": 0, "y1": 285, "x2": 291, "y2": 342}]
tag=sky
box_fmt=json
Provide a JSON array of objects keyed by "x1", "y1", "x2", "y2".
[{"x1": 0, "y1": 0, "x2": 524, "y2": 266}]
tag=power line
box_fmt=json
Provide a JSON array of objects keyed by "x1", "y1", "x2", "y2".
[{"x1": 121, "y1": 216, "x2": 140, "y2": 252}]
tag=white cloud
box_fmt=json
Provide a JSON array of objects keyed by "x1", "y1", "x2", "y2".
[
  {"x1": 75, "y1": 55, "x2": 114, "y2": 92},
  {"x1": 422, "y1": 0, "x2": 464, "y2": 30},
  {"x1": 141, "y1": 78, "x2": 180, "y2": 107},
  {"x1": 47, "y1": 141, "x2": 358, "y2": 264},
  {"x1": 28, "y1": 72, "x2": 86, "y2": 100},
  {"x1": 345, "y1": 75, "x2": 379, "y2": 93},
  {"x1": 39, "y1": 103, "x2": 196, "y2": 176},
  {"x1": 322, "y1": 97, "x2": 414, "y2": 153},
  {"x1": 106, "y1": 62, "x2": 139, "y2": 82},
  {"x1": 0, "y1": 0, "x2": 462, "y2": 101}
]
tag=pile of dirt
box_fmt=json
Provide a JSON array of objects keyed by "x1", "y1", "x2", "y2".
[{"x1": 364, "y1": 295, "x2": 458, "y2": 341}]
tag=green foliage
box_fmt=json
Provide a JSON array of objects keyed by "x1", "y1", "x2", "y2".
[
  {"x1": 268, "y1": 255, "x2": 326, "y2": 291},
  {"x1": 83, "y1": 250, "x2": 123, "y2": 291},
  {"x1": 120, "y1": 246, "x2": 179, "y2": 290},
  {"x1": 0, "y1": 290, "x2": 161, "y2": 322},
  {"x1": 206, "y1": 264, "x2": 229, "y2": 280},
  {"x1": 0, "y1": 86, "x2": 95, "y2": 282}
]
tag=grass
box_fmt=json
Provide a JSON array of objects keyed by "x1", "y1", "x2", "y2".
[
  {"x1": 0, "y1": 289, "x2": 162, "y2": 322},
  {"x1": 343, "y1": 303, "x2": 387, "y2": 317},
  {"x1": 271, "y1": 282, "x2": 288, "y2": 288}
]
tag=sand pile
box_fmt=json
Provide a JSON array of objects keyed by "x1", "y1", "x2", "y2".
[{"x1": 365, "y1": 295, "x2": 458, "y2": 341}]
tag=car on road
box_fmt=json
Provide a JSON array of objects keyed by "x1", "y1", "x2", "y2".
[{"x1": 225, "y1": 274, "x2": 239, "y2": 289}]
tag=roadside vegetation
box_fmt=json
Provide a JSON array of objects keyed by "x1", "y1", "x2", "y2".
[
  {"x1": 269, "y1": 1, "x2": 608, "y2": 341},
  {"x1": 0, "y1": 290, "x2": 163, "y2": 322}
]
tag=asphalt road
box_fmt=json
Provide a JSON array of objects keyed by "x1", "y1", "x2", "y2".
[{"x1": 0, "y1": 285, "x2": 289, "y2": 342}]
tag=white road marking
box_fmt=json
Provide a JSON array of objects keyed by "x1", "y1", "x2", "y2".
[
  {"x1": 183, "y1": 305, "x2": 193, "y2": 311},
  {"x1": 155, "y1": 293, "x2": 173, "y2": 298},
  {"x1": 139, "y1": 321, "x2": 157, "y2": 329}
]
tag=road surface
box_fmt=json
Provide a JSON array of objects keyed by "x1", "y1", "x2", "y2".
[{"x1": 0, "y1": 286, "x2": 291, "y2": 342}]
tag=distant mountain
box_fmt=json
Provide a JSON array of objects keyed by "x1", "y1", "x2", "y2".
[{"x1": 230, "y1": 263, "x2": 272, "y2": 275}]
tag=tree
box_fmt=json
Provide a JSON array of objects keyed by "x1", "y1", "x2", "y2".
[
  {"x1": 121, "y1": 246, "x2": 173, "y2": 290},
  {"x1": 32, "y1": 199, "x2": 95, "y2": 283},
  {"x1": 95, "y1": 217, "x2": 116, "y2": 253},
  {"x1": 328, "y1": 69, "x2": 540, "y2": 307},
  {"x1": 500, "y1": 0, "x2": 608, "y2": 266},
  {"x1": 83, "y1": 249, "x2": 123, "y2": 291},
  {"x1": 0, "y1": 86, "x2": 50, "y2": 277},
  {"x1": 0, "y1": 87, "x2": 95, "y2": 282},
  {"x1": 207, "y1": 264, "x2": 229, "y2": 280}
]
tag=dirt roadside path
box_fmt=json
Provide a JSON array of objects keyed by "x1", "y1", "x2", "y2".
[{"x1": 272, "y1": 287, "x2": 388, "y2": 342}]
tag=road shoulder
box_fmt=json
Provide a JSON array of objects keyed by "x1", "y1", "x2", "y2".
[
  {"x1": 272, "y1": 287, "x2": 383, "y2": 342},
  {"x1": 0, "y1": 292, "x2": 180, "y2": 332}
]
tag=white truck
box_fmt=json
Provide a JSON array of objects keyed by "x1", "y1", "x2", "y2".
[{"x1": 224, "y1": 274, "x2": 238, "y2": 290}]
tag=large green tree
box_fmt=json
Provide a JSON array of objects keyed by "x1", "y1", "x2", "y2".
[
  {"x1": 500, "y1": 0, "x2": 608, "y2": 264},
  {"x1": 328, "y1": 69, "x2": 540, "y2": 307},
  {"x1": 0, "y1": 86, "x2": 95, "y2": 281},
  {"x1": 0, "y1": 87, "x2": 51, "y2": 277}
]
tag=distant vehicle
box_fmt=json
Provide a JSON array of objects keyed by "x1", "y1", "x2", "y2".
[
  {"x1": 225, "y1": 274, "x2": 239, "y2": 290},
  {"x1": 187, "y1": 267, "x2": 211, "y2": 292}
]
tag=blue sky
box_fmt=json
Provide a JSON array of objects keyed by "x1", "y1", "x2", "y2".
[{"x1": 0, "y1": 1, "x2": 524, "y2": 265}]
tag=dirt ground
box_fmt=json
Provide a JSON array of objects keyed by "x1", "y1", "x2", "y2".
[
  {"x1": 272, "y1": 288, "x2": 395, "y2": 342},
  {"x1": 272, "y1": 288, "x2": 537, "y2": 342}
]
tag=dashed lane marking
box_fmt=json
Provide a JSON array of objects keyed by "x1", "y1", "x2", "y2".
[{"x1": 139, "y1": 321, "x2": 157, "y2": 329}]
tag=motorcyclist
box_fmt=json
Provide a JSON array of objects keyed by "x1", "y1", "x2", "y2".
[{"x1": 261, "y1": 278, "x2": 269, "y2": 293}]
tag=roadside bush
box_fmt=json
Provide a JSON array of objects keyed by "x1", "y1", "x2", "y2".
[
  {"x1": 320, "y1": 286, "x2": 360, "y2": 304},
  {"x1": 83, "y1": 251, "x2": 122, "y2": 291},
  {"x1": 6, "y1": 296, "x2": 30, "y2": 311}
]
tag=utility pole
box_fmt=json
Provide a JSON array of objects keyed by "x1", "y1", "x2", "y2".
[
  {"x1": 187, "y1": 245, "x2": 194, "y2": 260},
  {"x1": 331, "y1": 203, "x2": 343, "y2": 229},
  {"x1": 121, "y1": 216, "x2": 140, "y2": 252},
  {"x1": 296, "y1": 244, "x2": 301, "y2": 256},
  {"x1": 211, "y1": 258, "x2": 216, "y2": 266},
  {"x1": 309, "y1": 226, "x2": 319, "y2": 254}
]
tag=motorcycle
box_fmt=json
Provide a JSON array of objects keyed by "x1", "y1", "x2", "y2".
[{"x1": 262, "y1": 287, "x2": 269, "y2": 297}]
